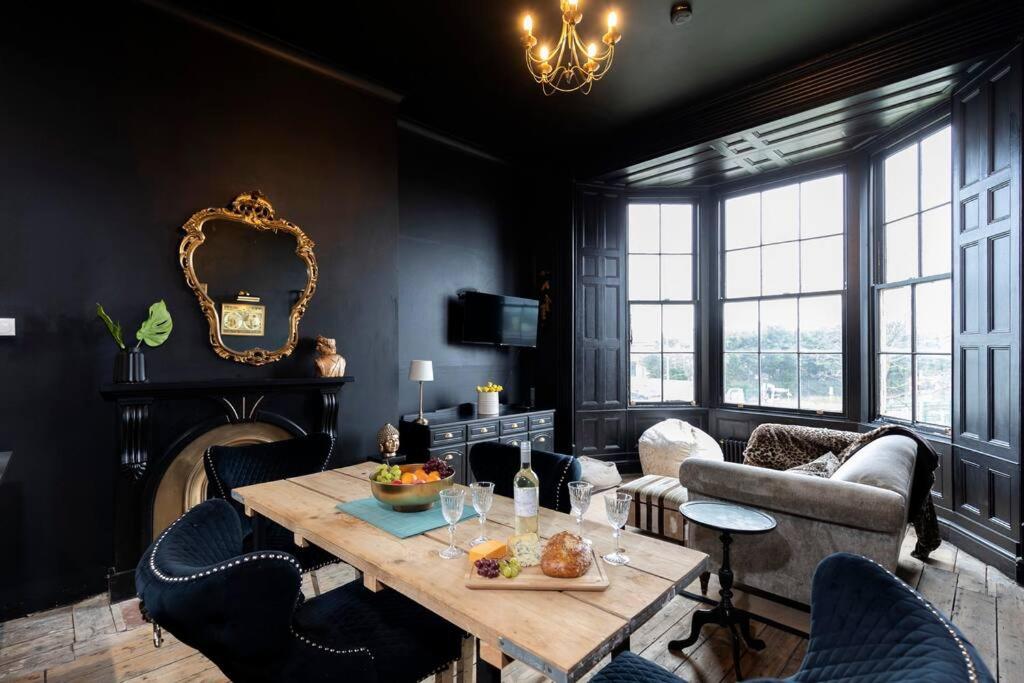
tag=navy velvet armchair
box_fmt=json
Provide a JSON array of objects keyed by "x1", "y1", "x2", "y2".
[
  {"x1": 469, "y1": 441, "x2": 581, "y2": 514},
  {"x1": 136, "y1": 499, "x2": 464, "y2": 682},
  {"x1": 591, "y1": 553, "x2": 994, "y2": 683},
  {"x1": 204, "y1": 432, "x2": 338, "y2": 571}
]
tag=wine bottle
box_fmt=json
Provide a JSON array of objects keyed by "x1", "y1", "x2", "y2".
[{"x1": 513, "y1": 441, "x2": 539, "y2": 535}]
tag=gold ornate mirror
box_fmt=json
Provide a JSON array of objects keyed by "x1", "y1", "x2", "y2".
[{"x1": 179, "y1": 191, "x2": 318, "y2": 366}]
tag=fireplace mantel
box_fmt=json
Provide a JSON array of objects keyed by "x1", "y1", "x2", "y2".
[{"x1": 100, "y1": 376, "x2": 354, "y2": 476}]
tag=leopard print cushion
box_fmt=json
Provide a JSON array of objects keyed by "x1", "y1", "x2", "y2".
[{"x1": 787, "y1": 451, "x2": 841, "y2": 478}]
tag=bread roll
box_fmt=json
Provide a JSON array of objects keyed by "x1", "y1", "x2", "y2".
[{"x1": 540, "y1": 531, "x2": 592, "y2": 578}]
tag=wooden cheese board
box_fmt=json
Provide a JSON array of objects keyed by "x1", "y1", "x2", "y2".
[{"x1": 464, "y1": 549, "x2": 610, "y2": 591}]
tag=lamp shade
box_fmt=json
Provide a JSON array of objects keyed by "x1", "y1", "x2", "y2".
[{"x1": 409, "y1": 360, "x2": 434, "y2": 382}]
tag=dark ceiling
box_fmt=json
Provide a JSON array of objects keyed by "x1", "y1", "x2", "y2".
[{"x1": 170, "y1": 0, "x2": 946, "y2": 160}]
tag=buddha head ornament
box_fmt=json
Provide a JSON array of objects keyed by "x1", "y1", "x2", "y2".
[{"x1": 377, "y1": 423, "x2": 400, "y2": 460}]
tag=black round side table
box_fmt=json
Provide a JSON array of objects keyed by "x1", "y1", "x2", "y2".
[{"x1": 669, "y1": 500, "x2": 777, "y2": 680}]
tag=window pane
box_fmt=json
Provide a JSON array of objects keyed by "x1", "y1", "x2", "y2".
[
  {"x1": 725, "y1": 193, "x2": 760, "y2": 250},
  {"x1": 883, "y1": 216, "x2": 919, "y2": 282},
  {"x1": 725, "y1": 247, "x2": 760, "y2": 298},
  {"x1": 879, "y1": 286, "x2": 911, "y2": 352},
  {"x1": 920, "y1": 126, "x2": 951, "y2": 210},
  {"x1": 761, "y1": 183, "x2": 799, "y2": 244},
  {"x1": 723, "y1": 301, "x2": 759, "y2": 351},
  {"x1": 799, "y1": 295, "x2": 842, "y2": 352},
  {"x1": 762, "y1": 242, "x2": 799, "y2": 296},
  {"x1": 799, "y1": 354, "x2": 842, "y2": 412},
  {"x1": 629, "y1": 304, "x2": 661, "y2": 352},
  {"x1": 661, "y1": 255, "x2": 692, "y2": 300},
  {"x1": 628, "y1": 204, "x2": 660, "y2": 253},
  {"x1": 915, "y1": 279, "x2": 951, "y2": 352},
  {"x1": 760, "y1": 298, "x2": 798, "y2": 351},
  {"x1": 660, "y1": 204, "x2": 693, "y2": 253},
  {"x1": 664, "y1": 354, "x2": 694, "y2": 402},
  {"x1": 916, "y1": 355, "x2": 951, "y2": 427},
  {"x1": 800, "y1": 235, "x2": 843, "y2": 292},
  {"x1": 761, "y1": 353, "x2": 798, "y2": 409},
  {"x1": 800, "y1": 174, "x2": 844, "y2": 238},
  {"x1": 663, "y1": 305, "x2": 694, "y2": 352},
  {"x1": 878, "y1": 354, "x2": 912, "y2": 420},
  {"x1": 724, "y1": 353, "x2": 759, "y2": 405},
  {"x1": 630, "y1": 354, "x2": 662, "y2": 403},
  {"x1": 884, "y1": 143, "x2": 918, "y2": 222},
  {"x1": 920, "y1": 205, "x2": 951, "y2": 276},
  {"x1": 628, "y1": 255, "x2": 659, "y2": 299}
]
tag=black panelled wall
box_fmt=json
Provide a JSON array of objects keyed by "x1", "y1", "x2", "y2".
[{"x1": 0, "y1": 4, "x2": 545, "y2": 619}]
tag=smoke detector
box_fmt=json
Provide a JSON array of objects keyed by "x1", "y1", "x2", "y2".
[{"x1": 670, "y1": 1, "x2": 693, "y2": 25}]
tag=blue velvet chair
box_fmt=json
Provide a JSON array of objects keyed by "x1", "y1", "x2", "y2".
[
  {"x1": 469, "y1": 441, "x2": 581, "y2": 514},
  {"x1": 590, "y1": 553, "x2": 994, "y2": 683},
  {"x1": 136, "y1": 499, "x2": 465, "y2": 683},
  {"x1": 205, "y1": 432, "x2": 337, "y2": 571}
]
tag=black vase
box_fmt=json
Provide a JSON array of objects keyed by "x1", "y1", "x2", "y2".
[{"x1": 114, "y1": 348, "x2": 147, "y2": 383}]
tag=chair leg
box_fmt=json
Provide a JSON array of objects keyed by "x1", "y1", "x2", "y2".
[
  {"x1": 699, "y1": 571, "x2": 711, "y2": 595},
  {"x1": 310, "y1": 570, "x2": 322, "y2": 597}
]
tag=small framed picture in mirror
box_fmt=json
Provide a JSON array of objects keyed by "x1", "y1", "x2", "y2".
[{"x1": 221, "y1": 297, "x2": 265, "y2": 337}]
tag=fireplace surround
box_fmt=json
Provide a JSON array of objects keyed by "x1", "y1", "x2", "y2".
[{"x1": 100, "y1": 376, "x2": 353, "y2": 599}]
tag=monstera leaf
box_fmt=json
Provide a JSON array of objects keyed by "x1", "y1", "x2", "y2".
[
  {"x1": 96, "y1": 303, "x2": 125, "y2": 350},
  {"x1": 135, "y1": 300, "x2": 173, "y2": 348}
]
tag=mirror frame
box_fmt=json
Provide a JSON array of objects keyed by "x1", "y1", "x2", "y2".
[{"x1": 178, "y1": 191, "x2": 318, "y2": 366}]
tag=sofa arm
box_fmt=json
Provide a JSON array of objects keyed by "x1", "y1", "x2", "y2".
[{"x1": 679, "y1": 458, "x2": 907, "y2": 534}]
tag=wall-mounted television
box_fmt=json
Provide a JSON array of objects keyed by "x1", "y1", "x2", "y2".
[{"x1": 460, "y1": 291, "x2": 539, "y2": 348}]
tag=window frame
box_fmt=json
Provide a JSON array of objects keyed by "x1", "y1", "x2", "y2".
[
  {"x1": 716, "y1": 165, "x2": 849, "y2": 417},
  {"x1": 625, "y1": 196, "x2": 701, "y2": 406},
  {"x1": 869, "y1": 114, "x2": 953, "y2": 435}
]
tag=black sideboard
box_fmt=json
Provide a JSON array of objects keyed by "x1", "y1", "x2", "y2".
[{"x1": 399, "y1": 403, "x2": 555, "y2": 485}]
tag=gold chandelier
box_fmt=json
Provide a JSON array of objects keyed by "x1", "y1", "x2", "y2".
[{"x1": 520, "y1": 0, "x2": 622, "y2": 95}]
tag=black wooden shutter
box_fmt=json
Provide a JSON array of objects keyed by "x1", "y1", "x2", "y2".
[
  {"x1": 573, "y1": 185, "x2": 628, "y2": 458},
  {"x1": 950, "y1": 46, "x2": 1021, "y2": 549}
]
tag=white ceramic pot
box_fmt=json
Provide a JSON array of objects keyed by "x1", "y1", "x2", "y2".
[{"x1": 478, "y1": 391, "x2": 499, "y2": 415}]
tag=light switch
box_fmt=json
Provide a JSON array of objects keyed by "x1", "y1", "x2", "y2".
[{"x1": 0, "y1": 318, "x2": 15, "y2": 336}]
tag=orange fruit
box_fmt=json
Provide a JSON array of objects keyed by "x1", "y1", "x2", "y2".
[
  {"x1": 413, "y1": 469, "x2": 427, "y2": 479},
  {"x1": 400, "y1": 472, "x2": 416, "y2": 484},
  {"x1": 426, "y1": 472, "x2": 441, "y2": 481}
]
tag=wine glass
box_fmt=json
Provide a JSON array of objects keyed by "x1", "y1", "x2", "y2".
[
  {"x1": 568, "y1": 481, "x2": 594, "y2": 545},
  {"x1": 602, "y1": 492, "x2": 632, "y2": 566},
  {"x1": 438, "y1": 488, "x2": 466, "y2": 559},
  {"x1": 469, "y1": 481, "x2": 495, "y2": 547}
]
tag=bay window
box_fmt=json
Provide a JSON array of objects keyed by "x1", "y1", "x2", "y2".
[{"x1": 721, "y1": 173, "x2": 845, "y2": 413}]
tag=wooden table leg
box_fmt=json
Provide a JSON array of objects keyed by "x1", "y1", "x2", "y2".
[{"x1": 476, "y1": 640, "x2": 505, "y2": 683}]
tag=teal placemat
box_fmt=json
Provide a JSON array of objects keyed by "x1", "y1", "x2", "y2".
[{"x1": 337, "y1": 497, "x2": 478, "y2": 538}]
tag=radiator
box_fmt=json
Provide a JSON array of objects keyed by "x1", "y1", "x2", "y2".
[{"x1": 719, "y1": 438, "x2": 747, "y2": 463}]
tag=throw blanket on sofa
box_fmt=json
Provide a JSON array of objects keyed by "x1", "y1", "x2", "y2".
[{"x1": 742, "y1": 423, "x2": 941, "y2": 560}]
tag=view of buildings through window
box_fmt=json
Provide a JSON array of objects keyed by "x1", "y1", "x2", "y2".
[
  {"x1": 876, "y1": 125, "x2": 952, "y2": 427},
  {"x1": 721, "y1": 174, "x2": 846, "y2": 413},
  {"x1": 627, "y1": 203, "x2": 696, "y2": 403}
]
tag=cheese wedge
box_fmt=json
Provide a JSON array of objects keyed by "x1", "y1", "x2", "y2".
[
  {"x1": 508, "y1": 532, "x2": 541, "y2": 567},
  {"x1": 468, "y1": 539, "x2": 508, "y2": 564}
]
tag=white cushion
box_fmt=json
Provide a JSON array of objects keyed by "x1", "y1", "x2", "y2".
[
  {"x1": 578, "y1": 456, "x2": 622, "y2": 490},
  {"x1": 638, "y1": 419, "x2": 723, "y2": 478}
]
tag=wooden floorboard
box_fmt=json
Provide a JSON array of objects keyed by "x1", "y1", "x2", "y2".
[{"x1": 0, "y1": 542, "x2": 1020, "y2": 682}]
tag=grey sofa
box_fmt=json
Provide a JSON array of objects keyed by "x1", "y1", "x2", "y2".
[{"x1": 679, "y1": 434, "x2": 917, "y2": 605}]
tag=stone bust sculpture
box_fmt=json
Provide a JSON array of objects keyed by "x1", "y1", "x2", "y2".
[{"x1": 314, "y1": 336, "x2": 346, "y2": 377}]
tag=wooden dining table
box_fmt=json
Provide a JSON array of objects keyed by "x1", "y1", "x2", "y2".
[{"x1": 232, "y1": 462, "x2": 708, "y2": 683}]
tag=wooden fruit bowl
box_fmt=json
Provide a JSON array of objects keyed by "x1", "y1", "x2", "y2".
[{"x1": 368, "y1": 464, "x2": 455, "y2": 512}]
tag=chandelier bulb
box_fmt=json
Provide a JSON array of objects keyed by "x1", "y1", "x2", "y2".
[
  {"x1": 539, "y1": 45, "x2": 550, "y2": 61},
  {"x1": 523, "y1": 14, "x2": 533, "y2": 34},
  {"x1": 607, "y1": 11, "x2": 617, "y2": 28},
  {"x1": 587, "y1": 42, "x2": 597, "y2": 58}
]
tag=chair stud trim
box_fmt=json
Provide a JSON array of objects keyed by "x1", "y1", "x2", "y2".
[
  {"x1": 862, "y1": 556, "x2": 978, "y2": 682},
  {"x1": 554, "y1": 457, "x2": 575, "y2": 512},
  {"x1": 205, "y1": 446, "x2": 229, "y2": 500},
  {"x1": 290, "y1": 625, "x2": 375, "y2": 661}
]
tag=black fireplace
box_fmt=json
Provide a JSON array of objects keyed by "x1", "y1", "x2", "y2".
[{"x1": 100, "y1": 376, "x2": 353, "y2": 599}]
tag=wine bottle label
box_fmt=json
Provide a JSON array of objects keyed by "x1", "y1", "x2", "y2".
[{"x1": 514, "y1": 487, "x2": 539, "y2": 517}]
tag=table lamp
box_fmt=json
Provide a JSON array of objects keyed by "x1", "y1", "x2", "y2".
[{"x1": 409, "y1": 360, "x2": 434, "y2": 425}]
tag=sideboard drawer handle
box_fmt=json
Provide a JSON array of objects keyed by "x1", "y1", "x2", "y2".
[
  {"x1": 510, "y1": 422, "x2": 520, "y2": 429},
  {"x1": 443, "y1": 432, "x2": 453, "y2": 439},
  {"x1": 536, "y1": 436, "x2": 547, "y2": 443},
  {"x1": 480, "y1": 427, "x2": 489, "y2": 433},
  {"x1": 510, "y1": 440, "x2": 520, "y2": 446},
  {"x1": 536, "y1": 419, "x2": 546, "y2": 424}
]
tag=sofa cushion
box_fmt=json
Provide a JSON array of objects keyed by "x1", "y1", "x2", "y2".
[
  {"x1": 786, "y1": 451, "x2": 840, "y2": 478},
  {"x1": 832, "y1": 434, "x2": 916, "y2": 501}
]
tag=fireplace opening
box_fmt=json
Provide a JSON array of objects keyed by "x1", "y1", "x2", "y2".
[{"x1": 150, "y1": 422, "x2": 292, "y2": 538}]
